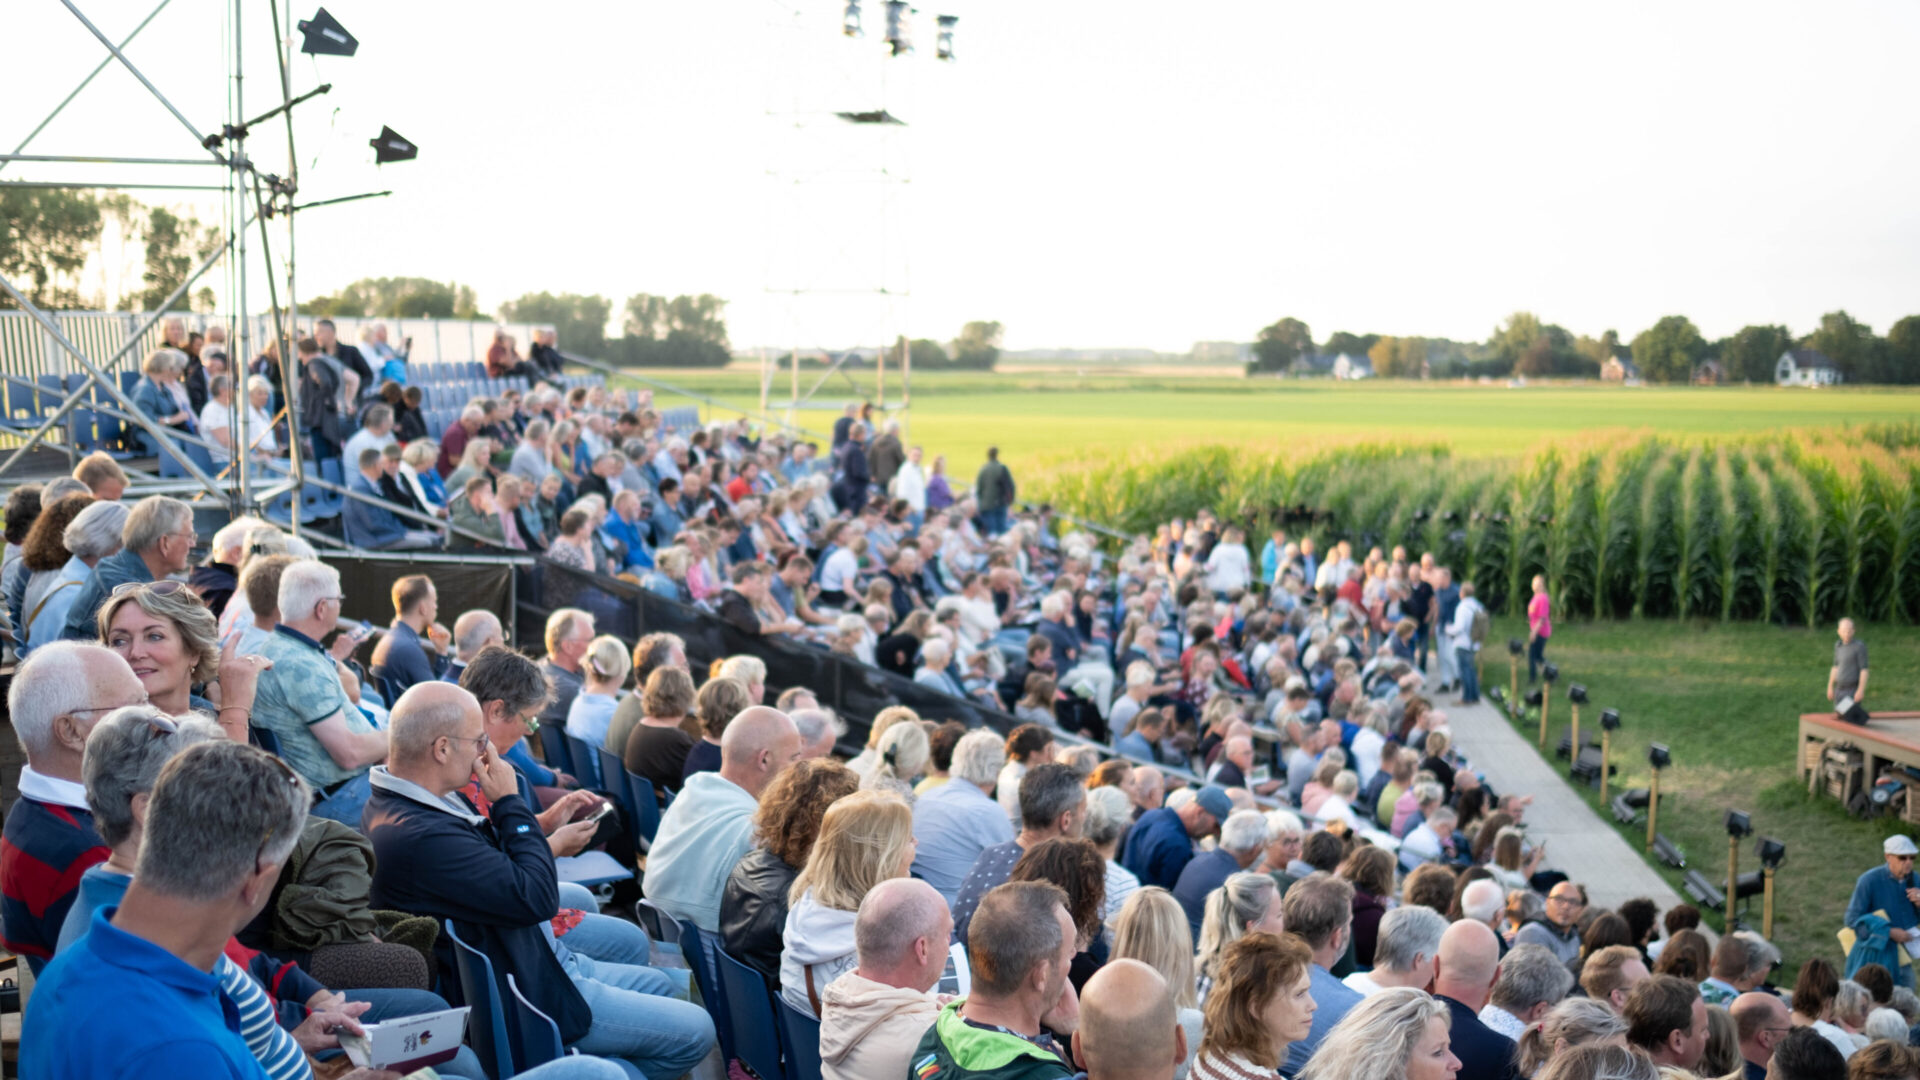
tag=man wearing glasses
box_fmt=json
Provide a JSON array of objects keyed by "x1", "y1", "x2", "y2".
[
  {"x1": 1730, "y1": 991, "x2": 1793, "y2": 1080},
  {"x1": 1845, "y1": 835, "x2": 1920, "y2": 987},
  {"x1": 0, "y1": 643, "x2": 150, "y2": 974},
  {"x1": 59, "y1": 495, "x2": 195, "y2": 641},
  {"x1": 1513, "y1": 882, "x2": 1587, "y2": 967}
]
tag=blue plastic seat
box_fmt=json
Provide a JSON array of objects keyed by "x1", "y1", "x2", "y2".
[
  {"x1": 717, "y1": 949, "x2": 785, "y2": 1080},
  {"x1": 537, "y1": 725, "x2": 574, "y2": 778},
  {"x1": 594, "y1": 746, "x2": 639, "y2": 837},
  {"x1": 624, "y1": 771, "x2": 662, "y2": 847},
  {"x1": 446, "y1": 919, "x2": 517, "y2": 1080},
  {"x1": 566, "y1": 734, "x2": 602, "y2": 789},
  {"x1": 775, "y1": 993, "x2": 823, "y2": 1080},
  {"x1": 634, "y1": 900, "x2": 681, "y2": 947},
  {"x1": 505, "y1": 973, "x2": 567, "y2": 1072},
  {"x1": 677, "y1": 919, "x2": 736, "y2": 1063}
]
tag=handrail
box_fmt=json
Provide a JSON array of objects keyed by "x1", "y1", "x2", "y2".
[{"x1": 556, "y1": 350, "x2": 833, "y2": 442}]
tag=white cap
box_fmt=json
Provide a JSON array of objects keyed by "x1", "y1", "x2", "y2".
[{"x1": 1885, "y1": 835, "x2": 1918, "y2": 856}]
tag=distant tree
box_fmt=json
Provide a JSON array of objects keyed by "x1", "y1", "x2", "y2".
[
  {"x1": 1574, "y1": 330, "x2": 1623, "y2": 369},
  {"x1": 617, "y1": 293, "x2": 731, "y2": 367},
  {"x1": 1717, "y1": 324, "x2": 1794, "y2": 384},
  {"x1": 1887, "y1": 316, "x2": 1920, "y2": 386},
  {"x1": 1249, "y1": 317, "x2": 1313, "y2": 374},
  {"x1": 1801, "y1": 310, "x2": 1878, "y2": 382},
  {"x1": 501, "y1": 292, "x2": 612, "y2": 357},
  {"x1": 908, "y1": 338, "x2": 949, "y2": 368},
  {"x1": 302, "y1": 276, "x2": 480, "y2": 320},
  {"x1": 0, "y1": 188, "x2": 103, "y2": 310},
  {"x1": 1321, "y1": 330, "x2": 1377, "y2": 359},
  {"x1": 1368, "y1": 335, "x2": 1428, "y2": 378},
  {"x1": 1488, "y1": 312, "x2": 1544, "y2": 373},
  {"x1": 136, "y1": 206, "x2": 222, "y2": 313},
  {"x1": 951, "y1": 320, "x2": 1003, "y2": 370},
  {"x1": 1630, "y1": 315, "x2": 1708, "y2": 384}
]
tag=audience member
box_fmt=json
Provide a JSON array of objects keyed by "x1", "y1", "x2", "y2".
[
  {"x1": 1583, "y1": 944, "x2": 1653, "y2": 1014},
  {"x1": 1515, "y1": 881, "x2": 1587, "y2": 966},
  {"x1": 1734, "y1": 992, "x2": 1793, "y2": 1080},
  {"x1": 723, "y1": 759, "x2": 861, "y2": 984},
  {"x1": 819, "y1": 878, "x2": 953, "y2": 1080},
  {"x1": 1623, "y1": 975, "x2": 1709, "y2": 1075},
  {"x1": 60, "y1": 495, "x2": 193, "y2": 640},
  {"x1": 1432, "y1": 917, "x2": 1521, "y2": 1080},
  {"x1": 1295, "y1": 987, "x2": 1460, "y2": 1080},
  {"x1": 369, "y1": 574, "x2": 443, "y2": 695},
  {"x1": 622, "y1": 666, "x2": 700, "y2": 793},
  {"x1": 911, "y1": 881, "x2": 1077, "y2": 1080},
  {"x1": 1346, "y1": 904, "x2": 1447, "y2": 998},
  {"x1": 1192, "y1": 931, "x2": 1315, "y2": 1080},
  {"x1": 1111, "y1": 887, "x2": 1205, "y2": 1080},
  {"x1": 1074, "y1": 959, "x2": 1187, "y2": 1080},
  {"x1": 1173, "y1": 809, "x2": 1268, "y2": 938},
  {"x1": 1123, "y1": 783, "x2": 1232, "y2": 889},
  {"x1": 913, "y1": 730, "x2": 1013, "y2": 903},
  {"x1": 1516, "y1": 998, "x2": 1632, "y2": 1077},
  {"x1": 1196, "y1": 872, "x2": 1286, "y2": 1002},
  {"x1": 1279, "y1": 872, "x2": 1364, "y2": 1074},
  {"x1": 564, "y1": 634, "x2": 630, "y2": 749},
  {"x1": 1537, "y1": 1045, "x2": 1659, "y2": 1080},
  {"x1": 780, "y1": 790, "x2": 917, "y2": 1017},
  {"x1": 539, "y1": 607, "x2": 597, "y2": 726},
  {"x1": 952, "y1": 764, "x2": 1087, "y2": 943},
  {"x1": 1481, "y1": 942, "x2": 1574, "y2": 1040}
]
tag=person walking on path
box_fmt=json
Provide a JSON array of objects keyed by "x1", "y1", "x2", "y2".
[
  {"x1": 976, "y1": 448, "x2": 1016, "y2": 537},
  {"x1": 1829, "y1": 618, "x2": 1870, "y2": 722},
  {"x1": 1526, "y1": 575, "x2": 1552, "y2": 684}
]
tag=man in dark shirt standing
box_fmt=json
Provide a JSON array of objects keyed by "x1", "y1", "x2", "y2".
[
  {"x1": 1830, "y1": 618, "x2": 1870, "y2": 721},
  {"x1": 1405, "y1": 569, "x2": 1436, "y2": 677}
]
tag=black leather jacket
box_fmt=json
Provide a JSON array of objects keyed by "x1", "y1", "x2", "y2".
[{"x1": 720, "y1": 847, "x2": 799, "y2": 985}]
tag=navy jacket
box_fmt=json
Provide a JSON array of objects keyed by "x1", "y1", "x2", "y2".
[
  {"x1": 1439, "y1": 994, "x2": 1521, "y2": 1080},
  {"x1": 371, "y1": 620, "x2": 439, "y2": 699},
  {"x1": 1121, "y1": 807, "x2": 1195, "y2": 890},
  {"x1": 345, "y1": 472, "x2": 411, "y2": 549},
  {"x1": 1171, "y1": 847, "x2": 1239, "y2": 942},
  {"x1": 363, "y1": 776, "x2": 591, "y2": 1046}
]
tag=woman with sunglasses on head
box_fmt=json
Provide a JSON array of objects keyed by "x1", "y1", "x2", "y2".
[{"x1": 97, "y1": 579, "x2": 273, "y2": 745}]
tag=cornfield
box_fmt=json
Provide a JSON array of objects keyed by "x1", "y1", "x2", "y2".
[{"x1": 1033, "y1": 428, "x2": 1920, "y2": 623}]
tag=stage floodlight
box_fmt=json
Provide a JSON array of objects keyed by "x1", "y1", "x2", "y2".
[
  {"x1": 1488, "y1": 685, "x2": 1506, "y2": 705},
  {"x1": 1682, "y1": 869, "x2": 1725, "y2": 908},
  {"x1": 935, "y1": 14, "x2": 957, "y2": 59},
  {"x1": 843, "y1": 1, "x2": 863, "y2": 37},
  {"x1": 1524, "y1": 688, "x2": 1544, "y2": 708},
  {"x1": 298, "y1": 8, "x2": 358, "y2": 57},
  {"x1": 1571, "y1": 747, "x2": 1608, "y2": 784},
  {"x1": 1648, "y1": 742, "x2": 1671, "y2": 769},
  {"x1": 1755, "y1": 836, "x2": 1786, "y2": 869},
  {"x1": 1568, "y1": 684, "x2": 1589, "y2": 705},
  {"x1": 1725, "y1": 809, "x2": 1753, "y2": 838},
  {"x1": 1653, "y1": 832, "x2": 1686, "y2": 869},
  {"x1": 1507, "y1": 638, "x2": 1525, "y2": 657},
  {"x1": 1543, "y1": 662, "x2": 1560, "y2": 683},
  {"x1": 885, "y1": 1, "x2": 913, "y2": 56},
  {"x1": 369, "y1": 126, "x2": 417, "y2": 164},
  {"x1": 1599, "y1": 708, "x2": 1622, "y2": 731},
  {"x1": 1611, "y1": 787, "x2": 1649, "y2": 823},
  {"x1": 1735, "y1": 869, "x2": 1767, "y2": 900}
]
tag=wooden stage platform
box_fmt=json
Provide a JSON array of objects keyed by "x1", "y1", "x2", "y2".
[{"x1": 1798, "y1": 711, "x2": 1920, "y2": 799}]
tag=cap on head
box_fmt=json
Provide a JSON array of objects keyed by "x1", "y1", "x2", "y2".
[
  {"x1": 1886, "y1": 835, "x2": 1919, "y2": 856},
  {"x1": 1193, "y1": 784, "x2": 1234, "y2": 821}
]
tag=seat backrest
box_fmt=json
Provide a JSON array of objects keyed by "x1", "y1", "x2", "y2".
[
  {"x1": 537, "y1": 724, "x2": 574, "y2": 778},
  {"x1": 775, "y1": 993, "x2": 824, "y2": 1080},
  {"x1": 624, "y1": 771, "x2": 662, "y2": 847},
  {"x1": 634, "y1": 899, "x2": 681, "y2": 946},
  {"x1": 717, "y1": 948, "x2": 785, "y2": 1080},
  {"x1": 505, "y1": 973, "x2": 566, "y2": 1073},
  {"x1": 566, "y1": 734, "x2": 602, "y2": 788},
  {"x1": 445, "y1": 919, "x2": 516, "y2": 1080},
  {"x1": 594, "y1": 745, "x2": 639, "y2": 842},
  {"x1": 248, "y1": 725, "x2": 283, "y2": 757},
  {"x1": 678, "y1": 918, "x2": 737, "y2": 1062}
]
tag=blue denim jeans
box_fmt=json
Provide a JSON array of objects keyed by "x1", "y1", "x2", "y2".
[
  {"x1": 1456, "y1": 647, "x2": 1481, "y2": 704},
  {"x1": 554, "y1": 890, "x2": 689, "y2": 996},
  {"x1": 565, "y1": 953, "x2": 717, "y2": 1079},
  {"x1": 309, "y1": 771, "x2": 373, "y2": 827},
  {"x1": 520, "y1": 1057, "x2": 636, "y2": 1080}
]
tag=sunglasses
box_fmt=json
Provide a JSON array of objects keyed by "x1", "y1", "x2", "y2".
[{"x1": 111, "y1": 579, "x2": 191, "y2": 599}]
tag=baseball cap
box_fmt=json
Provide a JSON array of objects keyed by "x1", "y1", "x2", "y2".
[
  {"x1": 1194, "y1": 785, "x2": 1234, "y2": 822},
  {"x1": 1886, "y1": 836, "x2": 1919, "y2": 856}
]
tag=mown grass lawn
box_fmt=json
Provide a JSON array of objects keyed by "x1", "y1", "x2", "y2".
[{"x1": 1479, "y1": 615, "x2": 1920, "y2": 974}]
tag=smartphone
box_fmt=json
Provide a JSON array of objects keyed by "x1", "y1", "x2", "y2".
[{"x1": 583, "y1": 801, "x2": 615, "y2": 825}]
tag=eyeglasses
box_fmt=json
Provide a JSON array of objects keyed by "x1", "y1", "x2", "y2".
[
  {"x1": 254, "y1": 754, "x2": 304, "y2": 873},
  {"x1": 448, "y1": 732, "x2": 490, "y2": 755},
  {"x1": 1547, "y1": 894, "x2": 1582, "y2": 906},
  {"x1": 111, "y1": 579, "x2": 190, "y2": 599}
]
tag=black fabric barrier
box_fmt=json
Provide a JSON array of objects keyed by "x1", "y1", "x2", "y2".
[{"x1": 326, "y1": 551, "x2": 519, "y2": 642}]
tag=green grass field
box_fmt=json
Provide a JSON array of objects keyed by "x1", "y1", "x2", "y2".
[
  {"x1": 1480, "y1": 615, "x2": 1920, "y2": 975},
  {"x1": 616, "y1": 368, "x2": 1920, "y2": 467}
]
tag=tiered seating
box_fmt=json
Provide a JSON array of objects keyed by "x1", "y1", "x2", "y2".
[{"x1": 402, "y1": 360, "x2": 630, "y2": 437}]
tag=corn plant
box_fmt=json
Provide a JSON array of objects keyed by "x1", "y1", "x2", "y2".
[
  {"x1": 1597, "y1": 440, "x2": 1658, "y2": 619},
  {"x1": 1721, "y1": 449, "x2": 1766, "y2": 621},
  {"x1": 1548, "y1": 451, "x2": 1602, "y2": 619},
  {"x1": 1759, "y1": 450, "x2": 1815, "y2": 625},
  {"x1": 1676, "y1": 447, "x2": 1723, "y2": 620}
]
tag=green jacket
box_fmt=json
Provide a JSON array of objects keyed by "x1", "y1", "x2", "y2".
[
  {"x1": 449, "y1": 494, "x2": 506, "y2": 552},
  {"x1": 908, "y1": 1002, "x2": 1074, "y2": 1080}
]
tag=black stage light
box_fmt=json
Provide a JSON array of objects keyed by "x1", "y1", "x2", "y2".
[
  {"x1": 370, "y1": 127, "x2": 417, "y2": 164},
  {"x1": 885, "y1": 1, "x2": 913, "y2": 56},
  {"x1": 935, "y1": 14, "x2": 957, "y2": 60},
  {"x1": 1568, "y1": 684, "x2": 1589, "y2": 705},
  {"x1": 1648, "y1": 742, "x2": 1671, "y2": 769},
  {"x1": 1653, "y1": 832, "x2": 1686, "y2": 869},
  {"x1": 1508, "y1": 638, "x2": 1525, "y2": 657},
  {"x1": 1571, "y1": 747, "x2": 1609, "y2": 785},
  {"x1": 1525, "y1": 688, "x2": 1544, "y2": 707},
  {"x1": 1543, "y1": 662, "x2": 1560, "y2": 683},
  {"x1": 1488, "y1": 685, "x2": 1507, "y2": 705},
  {"x1": 1683, "y1": 869, "x2": 1724, "y2": 908},
  {"x1": 1755, "y1": 836, "x2": 1786, "y2": 869},
  {"x1": 1725, "y1": 809, "x2": 1753, "y2": 838},
  {"x1": 1612, "y1": 788, "x2": 1650, "y2": 823},
  {"x1": 298, "y1": 8, "x2": 358, "y2": 57},
  {"x1": 1599, "y1": 708, "x2": 1622, "y2": 731}
]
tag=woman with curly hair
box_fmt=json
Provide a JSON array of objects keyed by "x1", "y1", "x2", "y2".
[
  {"x1": 1007, "y1": 836, "x2": 1108, "y2": 991},
  {"x1": 721, "y1": 759, "x2": 859, "y2": 984}
]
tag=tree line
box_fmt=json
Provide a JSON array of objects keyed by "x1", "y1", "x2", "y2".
[
  {"x1": 1, "y1": 189, "x2": 221, "y2": 313},
  {"x1": 1250, "y1": 310, "x2": 1920, "y2": 385}
]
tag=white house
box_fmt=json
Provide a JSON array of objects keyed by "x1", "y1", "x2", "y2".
[
  {"x1": 1332, "y1": 353, "x2": 1374, "y2": 380},
  {"x1": 1777, "y1": 349, "x2": 1842, "y2": 387}
]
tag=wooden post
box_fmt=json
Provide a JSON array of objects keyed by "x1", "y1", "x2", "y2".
[
  {"x1": 1762, "y1": 867, "x2": 1776, "y2": 939},
  {"x1": 1570, "y1": 703, "x2": 1581, "y2": 771},
  {"x1": 1510, "y1": 655, "x2": 1520, "y2": 720},
  {"x1": 1539, "y1": 682, "x2": 1552, "y2": 750},
  {"x1": 1726, "y1": 836, "x2": 1741, "y2": 930},
  {"x1": 1600, "y1": 729, "x2": 1612, "y2": 803},
  {"x1": 1646, "y1": 768, "x2": 1661, "y2": 852}
]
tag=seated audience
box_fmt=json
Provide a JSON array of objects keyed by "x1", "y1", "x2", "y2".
[
  {"x1": 1623, "y1": 974, "x2": 1709, "y2": 1076},
  {"x1": 347, "y1": 448, "x2": 439, "y2": 550},
  {"x1": 1279, "y1": 871, "x2": 1364, "y2": 1074},
  {"x1": 1479, "y1": 942, "x2": 1574, "y2": 1040},
  {"x1": 1345, "y1": 904, "x2": 1448, "y2": 999},
  {"x1": 861, "y1": 718, "x2": 930, "y2": 803},
  {"x1": 564, "y1": 634, "x2": 631, "y2": 749},
  {"x1": 911, "y1": 881, "x2": 1078, "y2": 1080},
  {"x1": 24, "y1": 500, "x2": 125, "y2": 654},
  {"x1": 1732, "y1": 991, "x2": 1793, "y2": 1080},
  {"x1": 819, "y1": 878, "x2": 954, "y2": 1080},
  {"x1": 1582, "y1": 944, "x2": 1652, "y2": 1014},
  {"x1": 1122, "y1": 783, "x2": 1232, "y2": 890},
  {"x1": 1110, "y1": 887, "x2": 1205, "y2": 1080},
  {"x1": 1173, "y1": 809, "x2": 1268, "y2": 939},
  {"x1": 1192, "y1": 931, "x2": 1315, "y2": 1080},
  {"x1": 369, "y1": 574, "x2": 444, "y2": 696},
  {"x1": 683, "y1": 675, "x2": 752, "y2": 782},
  {"x1": 912, "y1": 730, "x2": 1013, "y2": 904},
  {"x1": 1432, "y1": 918, "x2": 1521, "y2": 1080},
  {"x1": 61, "y1": 495, "x2": 193, "y2": 641},
  {"x1": 1073, "y1": 959, "x2": 1189, "y2": 1080},
  {"x1": 780, "y1": 790, "x2": 917, "y2": 1017},
  {"x1": 622, "y1": 666, "x2": 700, "y2": 793},
  {"x1": 722, "y1": 759, "x2": 859, "y2": 984},
  {"x1": 951, "y1": 764, "x2": 1087, "y2": 943},
  {"x1": 1295, "y1": 987, "x2": 1459, "y2": 1080},
  {"x1": 1516, "y1": 998, "x2": 1631, "y2": 1076},
  {"x1": 1195, "y1": 871, "x2": 1286, "y2": 1003},
  {"x1": 1515, "y1": 881, "x2": 1587, "y2": 966},
  {"x1": 1338, "y1": 844, "x2": 1398, "y2": 968}
]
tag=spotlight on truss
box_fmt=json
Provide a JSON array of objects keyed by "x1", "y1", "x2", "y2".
[
  {"x1": 369, "y1": 127, "x2": 417, "y2": 164},
  {"x1": 297, "y1": 8, "x2": 358, "y2": 57},
  {"x1": 935, "y1": 14, "x2": 958, "y2": 60},
  {"x1": 885, "y1": 0, "x2": 913, "y2": 56}
]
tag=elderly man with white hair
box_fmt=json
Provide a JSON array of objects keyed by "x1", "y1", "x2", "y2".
[
  {"x1": 1479, "y1": 942, "x2": 1575, "y2": 1040},
  {"x1": 1459, "y1": 878, "x2": 1506, "y2": 933},
  {"x1": 0, "y1": 642, "x2": 150, "y2": 973},
  {"x1": 913, "y1": 637, "x2": 967, "y2": 698},
  {"x1": 1346, "y1": 904, "x2": 1449, "y2": 997},
  {"x1": 791, "y1": 707, "x2": 844, "y2": 760},
  {"x1": 1172, "y1": 808, "x2": 1269, "y2": 938},
  {"x1": 23, "y1": 500, "x2": 129, "y2": 655},
  {"x1": 186, "y1": 515, "x2": 265, "y2": 619},
  {"x1": 910, "y1": 730, "x2": 1012, "y2": 904},
  {"x1": 1261, "y1": 808, "x2": 1311, "y2": 893},
  {"x1": 442, "y1": 609, "x2": 503, "y2": 685},
  {"x1": 60, "y1": 495, "x2": 195, "y2": 641},
  {"x1": 1399, "y1": 804, "x2": 1458, "y2": 870}
]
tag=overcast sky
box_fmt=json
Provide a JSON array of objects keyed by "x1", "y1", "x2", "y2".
[{"x1": 10, "y1": 1, "x2": 1920, "y2": 351}]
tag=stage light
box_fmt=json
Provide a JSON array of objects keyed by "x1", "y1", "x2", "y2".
[
  {"x1": 1725, "y1": 809, "x2": 1753, "y2": 838},
  {"x1": 885, "y1": 1, "x2": 913, "y2": 56},
  {"x1": 1734, "y1": 869, "x2": 1767, "y2": 900},
  {"x1": 1571, "y1": 747, "x2": 1609, "y2": 785},
  {"x1": 1543, "y1": 662, "x2": 1560, "y2": 683},
  {"x1": 1508, "y1": 638, "x2": 1525, "y2": 657},
  {"x1": 369, "y1": 127, "x2": 417, "y2": 164},
  {"x1": 1755, "y1": 836, "x2": 1786, "y2": 869},
  {"x1": 1683, "y1": 869, "x2": 1725, "y2": 909},
  {"x1": 1612, "y1": 787, "x2": 1649, "y2": 824},
  {"x1": 1648, "y1": 742, "x2": 1671, "y2": 769},
  {"x1": 297, "y1": 8, "x2": 358, "y2": 57},
  {"x1": 1653, "y1": 832, "x2": 1686, "y2": 868},
  {"x1": 843, "y1": 1, "x2": 863, "y2": 37},
  {"x1": 1599, "y1": 708, "x2": 1622, "y2": 731},
  {"x1": 1488, "y1": 685, "x2": 1506, "y2": 705},
  {"x1": 1568, "y1": 684, "x2": 1589, "y2": 705},
  {"x1": 1524, "y1": 688, "x2": 1543, "y2": 708},
  {"x1": 935, "y1": 14, "x2": 957, "y2": 60}
]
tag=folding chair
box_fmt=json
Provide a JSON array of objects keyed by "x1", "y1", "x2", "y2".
[
  {"x1": 775, "y1": 995, "x2": 824, "y2": 1080},
  {"x1": 505, "y1": 973, "x2": 568, "y2": 1071},
  {"x1": 717, "y1": 948, "x2": 785, "y2": 1080},
  {"x1": 445, "y1": 920, "x2": 516, "y2": 1079}
]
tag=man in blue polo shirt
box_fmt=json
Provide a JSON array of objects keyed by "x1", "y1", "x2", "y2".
[
  {"x1": 1121, "y1": 784, "x2": 1230, "y2": 890},
  {"x1": 370, "y1": 573, "x2": 444, "y2": 698},
  {"x1": 253, "y1": 561, "x2": 389, "y2": 825},
  {"x1": 23, "y1": 739, "x2": 314, "y2": 1079}
]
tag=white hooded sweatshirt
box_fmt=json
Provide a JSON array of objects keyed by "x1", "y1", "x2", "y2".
[
  {"x1": 818, "y1": 971, "x2": 941, "y2": 1080},
  {"x1": 780, "y1": 889, "x2": 861, "y2": 1018}
]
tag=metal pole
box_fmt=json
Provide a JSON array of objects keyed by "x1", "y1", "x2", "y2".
[
  {"x1": 0, "y1": 0, "x2": 176, "y2": 176},
  {"x1": 232, "y1": 0, "x2": 251, "y2": 513},
  {"x1": 1599, "y1": 729, "x2": 1611, "y2": 803},
  {"x1": 1646, "y1": 768, "x2": 1661, "y2": 852},
  {"x1": 58, "y1": 0, "x2": 227, "y2": 164},
  {"x1": 1726, "y1": 836, "x2": 1739, "y2": 927}
]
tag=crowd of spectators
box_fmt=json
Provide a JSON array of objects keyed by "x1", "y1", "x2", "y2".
[{"x1": 6, "y1": 352, "x2": 1920, "y2": 1080}]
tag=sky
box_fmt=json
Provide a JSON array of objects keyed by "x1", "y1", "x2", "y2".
[{"x1": 8, "y1": 0, "x2": 1920, "y2": 352}]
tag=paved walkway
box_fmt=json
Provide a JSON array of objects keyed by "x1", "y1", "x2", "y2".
[{"x1": 1444, "y1": 695, "x2": 1690, "y2": 915}]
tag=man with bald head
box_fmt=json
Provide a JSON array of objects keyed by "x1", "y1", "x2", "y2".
[
  {"x1": 1732, "y1": 991, "x2": 1791, "y2": 1080},
  {"x1": 365, "y1": 682, "x2": 717, "y2": 1076},
  {"x1": 1073, "y1": 959, "x2": 1186, "y2": 1080},
  {"x1": 1, "y1": 643, "x2": 148, "y2": 973},
  {"x1": 645, "y1": 705, "x2": 801, "y2": 932},
  {"x1": 1431, "y1": 918, "x2": 1521, "y2": 1080},
  {"x1": 820, "y1": 879, "x2": 952, "y2": 1080}
]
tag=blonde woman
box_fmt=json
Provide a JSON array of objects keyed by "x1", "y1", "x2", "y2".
[
  {"x1": 99, "y1": 579, "x2": 268, "y2": 743},
  {"x1": 1294, "y1": 986, "x2": 1459, "y2": 1080},
  {"x1": 1514, "y1": 998, "x2": 1630, "y2": 1076},
  {"x1": 861, "y1": 719, "x2": 930, "y2": 804},
  {"x1": 1112, "y1": 888, "x2": 1205, "y2": 1080},
  {"x1": 779, "y1": 790, "x2": 916, "y2": 1018},
  {"x1": 1195, "y1": 871, "x2": 1286, "y2": 1003},
  {"x1": 563, "y1": 634, "x2": 630, "y2": 748},
  {"x1": 445, "y1": 436, "x2": 494, "y2": 492}
]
